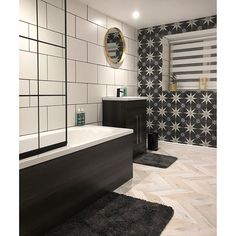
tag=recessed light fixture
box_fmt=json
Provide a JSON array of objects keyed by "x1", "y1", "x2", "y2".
[{"x1": 132, "y1": 10, "x2": 140, "y2": 19}]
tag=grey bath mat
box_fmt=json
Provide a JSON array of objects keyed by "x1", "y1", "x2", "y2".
[
  {"x1": 134, "y1": 152, "x2": 177, "y2": 168},
  {"x1": 45, "y1": 192, "x2": 174, "y2": 236}
]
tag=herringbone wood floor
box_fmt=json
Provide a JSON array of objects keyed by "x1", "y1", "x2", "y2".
[{"x1": 115, "y1": 141, "x2": 216, "y2": 236}]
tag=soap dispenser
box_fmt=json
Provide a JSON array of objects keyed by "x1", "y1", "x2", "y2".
[
  {"x1": 76, "y1": 108, "x2": 81, "y2": 126},
  {"x1": 123, "y1": 87, "x2": 127, "y2": 96},
  {"x1": 80, "y1": 108, "x2": 85, "y2": 126}
]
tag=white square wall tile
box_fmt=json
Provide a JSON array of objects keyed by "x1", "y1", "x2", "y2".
[
  {"x1": 97, "y1": 26, "x2": 107, "y2": 46},
  {"x1": 67, "y1": 0, "x2": 87, "y2": 19},
  {"x1": 29, "y1": 40, "x2": 37, "y2": 53},
  {"x1": 76, "y1": 104, "x2": 97, "y2": 124},
  {"x1": 39, "y1": 54, "x2": 48, "y2": 80},
  {"x1": 30, "y1": 80, "x2": 38, "y2": 95},
  {"x1": 29, "y1": 25, "x2": 37, "y2": 39},
  {"x1": 67, "y1": 105, "x2": 76, "y2": 127},
  {"x1": 39, "y1": 43, "x2": 63, "y2": 57},
  {"x1": 48, "y1": 106, "x2": 65, "y2": 130},
  {"x1": 19, "y1": 107, "x2": 38, "y2": 135},
  {"x1": 19, "y1": 80, "x2": 29, "y2": 95},
  {"x1": 39, "y1": 28, "x2": 63, "y2": 47},
  {"x1": 127, "y1": 71, "x2": 137, "y2": 86},
  {"x1": 67, "y1": 13, "x2": 75, "y2": 37},
  {"x1": 19, "y1": 51, "x2": 37, "y2": 80},
  {"x1": 76, "y1": 62, "x2": 97, "y2": 84},
  {"x1": 106, "y1": 85, "x2": 118, "y2": 96},
  {"x1": 67, "y1": 37, "x2": 87, "y2": 61},
  {"x1": 19, "y1": 37, "x2": 29, "y2": 51},
  {"x1": 19, "y1": 97, "x2": 30, "y2": 108},
  {"x1": 123, "y1": 24, "x2": 136, "y2": 40},
  {"x1": 127, "y1": 86, "x2": 138, "y2": 96},
  {"x1": 47, "y1": 4, "x2": 65, "y2": 34},
  {"x1": 88, "y1": 7, "x2": 106, "y2": 28},
  {"x1": 19, "y1": 21, "x2": 29, "y2": 37},
  {"x1": 39, "y1": 96, "x2": 64, "y2": 106},
  {"x1": 40, "y1": 107, "x2": 47, "y2": 132},
  {"x1": 128, "y1": 39, "x2": 137, "y2": 56},
  {"x1": 39, "y1": 81, "x2": 64, "y2": 95},
  {"x1": 76, "y1": 17, "x2": 97, "y2": 44},
  {"x1": 115, "y1": 69, "x2": 128, "y2": 86},
  {"x1": 67, "y1": 59, "x2": 76, "y2": 82},
  {"x1": 38, "y1": 0, "x2": 47, "y2": 27},
  {"x1": 121, "y1": 54, "x2": 135, "y2": 70},
  {"x1": 88, "y1": 43, "x2": 106, "y2": 66},
  {"x1": 134, "y1": 29, "x2": 138, "y2": 41},
  {"x1": 88, "y1": 84, "x2": 106, "y2": 103},
  {"x1": 48, "y1": 56, "x2": 65, "y2": 81},
  {"x1": 43, "y1": 0, "x2": 63, "y2": 9},
  {"x1": 30, "y1": 97, "x2": 38, "y2": 106},
  {"x1": 98, "y1": 66, "x2": 114, "y2": 85},
  {"x1": 107, "y1": 17, "x2": 122, "y2": 30},
  {"x1": 19, "y1": 0, "x2": 36, "y2": 24},
  {"x1": 134, "y1": 56, "x2": 138, "y2": 71},
  {"x1": 68, "y1": 83, "x2": 87, "y2": 104}
]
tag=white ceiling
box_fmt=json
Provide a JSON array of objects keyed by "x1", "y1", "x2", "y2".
[{"x1": 80, "y1": 0, "x2": 217, "y2": 29}]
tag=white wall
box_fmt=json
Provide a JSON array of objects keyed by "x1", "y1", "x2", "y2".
[
  {"x1": 66, "y1": 0, "x2": 138, "y2": 127},
  {"x1": 19, "y1": 0, "x2": 138, "y2": 136}
]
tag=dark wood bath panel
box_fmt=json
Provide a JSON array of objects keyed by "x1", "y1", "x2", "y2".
[{"x1": 20, "y1": 134, "x2": 133, "y2": 236}]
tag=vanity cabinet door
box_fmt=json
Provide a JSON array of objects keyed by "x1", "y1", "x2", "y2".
[
  {"x1": 125, "y1": 107, "x2": 139, "y2": 156},
  {"x1": 125, "y1": 101, "x2": 146, "y2": 157},
  {"x1": 103, "y1": 100, "x2": 147, "y2": 157},
  {"x1": 136, "y1": 110, "x2": 146, "y2": 155}
]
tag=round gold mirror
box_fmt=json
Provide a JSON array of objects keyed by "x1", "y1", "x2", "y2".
[{"x1": 104, "y1": 27, "x2": 126, "y2": 66}]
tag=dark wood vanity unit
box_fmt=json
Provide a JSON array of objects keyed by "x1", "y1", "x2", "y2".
[
  {"x1": 20, "y1": 135, "x2": 133, "y2": 236},
  {"x1": 103, "y1": 97, "x2": 147, "y2": 157}
]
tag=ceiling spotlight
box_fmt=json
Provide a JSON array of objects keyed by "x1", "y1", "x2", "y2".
[{"x1": 132, "y1": 11, "x2": 140, "y2": 19}]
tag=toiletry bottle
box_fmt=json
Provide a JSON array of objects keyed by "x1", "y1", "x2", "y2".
[
  {"x1": 123, "y1": 87, "x2": 127, "y2": 96},
  {"x1": 80, "y1": 108, "x2": 85, "y2": 126},
  {"x1": 76, "y1": 108, "x2": 81, "y2": 126}
]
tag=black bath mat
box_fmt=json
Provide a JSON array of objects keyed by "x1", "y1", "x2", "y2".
[
  {"x1": 45, "y1": 192, "x2": 174, "y2": 236},
  {"x1": 134, "y1": 152, "x2": 177, "y2": 168}
]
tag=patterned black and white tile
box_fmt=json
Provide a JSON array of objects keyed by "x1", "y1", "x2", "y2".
[{"x1": 138, "y1": 16, "x2": 217, "y2": 147}]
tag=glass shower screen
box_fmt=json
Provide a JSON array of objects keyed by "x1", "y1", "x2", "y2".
[{"x1": 19, "y1": 0, "x2": 67, "y2": 159}]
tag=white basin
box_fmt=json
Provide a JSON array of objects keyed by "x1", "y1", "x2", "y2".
[{"x1": 102, "y1": 96, "x2": 147, "y2": 101}]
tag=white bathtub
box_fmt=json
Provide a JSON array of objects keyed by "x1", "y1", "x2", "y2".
[{"x1": 19, "y1": 125, "x2": 133, "y2": 170}]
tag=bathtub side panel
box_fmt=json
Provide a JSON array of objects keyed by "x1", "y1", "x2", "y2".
[{"x1": 20, "y1": 134, "x2": 133, "y2": 236}]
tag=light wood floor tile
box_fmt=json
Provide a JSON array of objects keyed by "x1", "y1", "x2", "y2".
[{"x1": 115, "y1": 141, "x2": 216, "y2": 235}]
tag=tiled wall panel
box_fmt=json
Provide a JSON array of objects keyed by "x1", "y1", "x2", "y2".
[
  {"x1": 138, "y1": 15, "x2": 217, "y2": 147},
  {"x1": 65, "y1": 0, "x2": 138, "y2": 126},
  {"x1": 19, "y1": 0, "x2": 138, "y2": 137}
]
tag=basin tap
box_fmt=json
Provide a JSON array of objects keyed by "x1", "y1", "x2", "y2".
[{"x1": 117, "y1": 88, "x2": 124, "y2": 97}]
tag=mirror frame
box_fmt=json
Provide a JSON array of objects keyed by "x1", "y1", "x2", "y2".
[{"x1": 104, "y1": 27, "x2": 126, "y2": 66}]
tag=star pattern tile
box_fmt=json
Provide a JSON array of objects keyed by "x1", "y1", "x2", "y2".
[{"x1": 138, "y1": 15, "x2": 217, "y2": 147}]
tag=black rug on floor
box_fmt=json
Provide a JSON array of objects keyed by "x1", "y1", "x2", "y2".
[
  {"x1": 45, "y1": 192, "x2": 174, "y2": 236},
  {"x1": 134, "y1": 152, "x2": 177, "y2": 168}
]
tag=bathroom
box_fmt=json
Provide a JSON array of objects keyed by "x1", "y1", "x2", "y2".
[{"x1": 1, "y1": 0, "x2": 234, "y2": 235}]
